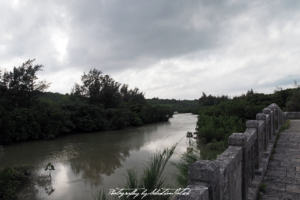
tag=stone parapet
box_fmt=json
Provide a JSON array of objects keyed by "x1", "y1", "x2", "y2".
[
  {"x1": 286, "y1": 112, "x2": 300, "y2": 119},
  {"x1": 174, "y1": 103, "x2": 295, "y2": 200}
]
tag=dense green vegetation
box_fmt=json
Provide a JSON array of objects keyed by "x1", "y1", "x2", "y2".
[
  {"x1": 173, "y1": 84, "x2": 300, "y2": 187},
  {"x1": 147, "y1": 92, "x2": 231, "y2": 114},
  {"x1": 0, "y1": 143, "x2": 33, "y2": 199},
  {"x1": 286, "y1": 81, "x2": 300, "y2": 111},
  {"x1": 147, "y1": 98, "x2": 198, "y2": 113},
  {"x1": 0, "y1": 59, "x2": 174, "y2": 198},
  {"x1": 0, "y1": 164, "x2": 33, "y2": 200},
  {"x1": 0, "y1": 59, "x2": 173, "y2": 145},
  {"x1": 194, "y1": 87, "x2": 299, "y2": 144}
]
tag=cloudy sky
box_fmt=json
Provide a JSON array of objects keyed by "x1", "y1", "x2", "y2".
[{"x1": 1, "y1": 0, "x2": 300, "y2": 99}]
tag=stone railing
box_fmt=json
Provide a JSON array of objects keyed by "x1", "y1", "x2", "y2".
[
  {"x1": 286, "y1": 112, "x2": 300, "y2": 119},
  {"x1": 175, "y1": 103, "x2": 297, "y2": 200}
]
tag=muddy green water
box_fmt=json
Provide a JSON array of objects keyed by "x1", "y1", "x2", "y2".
[{"x1": 1, "y1": 114, "x2": 198, "y2": 200}]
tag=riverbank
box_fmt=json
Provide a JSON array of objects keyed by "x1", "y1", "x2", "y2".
[
  {"x1": 0, "y1": 99, "x2": 173, "y2": 145},
  {"x1": 0, "y1": 65, "x2": 174, "y2": 146},
  {"x1": 0, "y1": 114, "x2": 197, "y2": 200}
]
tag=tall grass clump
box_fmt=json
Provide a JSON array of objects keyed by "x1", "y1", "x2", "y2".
[
  {"x1": 171, "y1": 142, "x2": 201, "y2": 187},
  {"x1": 93, "y1": 143, "x2": 178, "y2": 200},
  {"x1": 172, "y1": 133, "x2": 226, "y2": 188}
]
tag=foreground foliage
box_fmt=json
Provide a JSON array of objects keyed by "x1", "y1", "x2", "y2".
[
  {"x1": 171, "y1": 141, "x2": 201, "y2": 187},
  {"x1": 172, "y1": 135, "x2": 226, "y2": 188},
  {"x1": 93, "y1": 144, "x2": 178, "y2": 200},
  {"x1": 0, "y1": 165, "x2": 33, "y2": 200}
]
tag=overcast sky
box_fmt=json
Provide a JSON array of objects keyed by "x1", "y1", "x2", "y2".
[{"x1": 1, "y1": 0, "x2": 300, "y2": 99}]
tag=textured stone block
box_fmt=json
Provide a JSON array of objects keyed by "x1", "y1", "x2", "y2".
[
  {"x1": 189, "y1": 160, "x2": 219, "y2": 181},
  {"x1": 228, "y1": 133, "x2": 246, "y2": 146},
  {"x1": 286, "y1": 184, "x2": 300, "y2": 194},
  {"x1": 265, "y1": 169, "x2": 287, "y2": 177},
  {"x1": 258, "y1": 120, "x2": 265, "y2": 134},
  {"x1": 256, "y1": 113, "x2": 266, "y2": 120},
  {"x1": 267, "y1": 104, "x2": 276, "y2": 112},
  {"x1": 264, "y1": 182, "x2": 286, "y2": 192},
  {"x1": 174, "y1": 185, "x2": 209, "y2": 200},
  {"x1": 244, "y1": 128, "x2": 257, "y2": 151},
  {"x1": 286, "y1": 112, "x2": 300, "y2": 119},
  {"x1": 216, "y1": 146, "x2": 243, "y2": 175},
  {"x1": 246, "y1": 120, "x2": 259, "y2": 128},
  {"x1": 188, "y1": 160, "x2": 220, "y2": 200},
  {"x1": 265, "y1": 114, "x2": 270, "y2": 123},
  {"x1": 215, "y1": 146, "x2": 243, "y2": 200},
  {"x1": 263, "y1": 108, "x2": 272, "y2": 115},
  {"x1": 263, "y1": 108, "x2": 274, "y2": 136}
]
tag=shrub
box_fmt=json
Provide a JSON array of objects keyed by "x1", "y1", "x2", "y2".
[
  {"x1": 196, "y1": 113, "x2": 244, "y2": 143},
  {"x1": 286, "y1": 91, "x2": 300, "y2": 111},
  {"x1": 0, "y1": 165, "x2": 32, "y2": 200}
]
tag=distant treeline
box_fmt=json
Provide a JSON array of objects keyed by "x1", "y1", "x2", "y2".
[
  {"x1": 146, "y1": 85, "x2": 300, "y2": 158},
  {"x1": 148, "y1": 87, "x2": 300, "y2": 117},
  {"x1": 147, "y1": 98, "x2": 198, "y2": 113},
  {"x1": 0, "y1": 59, "x2": 173, "y2": 145}
]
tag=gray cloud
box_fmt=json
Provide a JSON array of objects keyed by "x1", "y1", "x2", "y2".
[{"x1": 1, "y1": 0, "x2": 300, "y2": 99}]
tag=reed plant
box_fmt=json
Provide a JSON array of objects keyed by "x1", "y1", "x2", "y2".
[
  {"x1": 171, "y1": 142, "x2": 201, "y2": 187},
  {"x1": 93, "y1": 143, "x2": 178, "y2": 200},
  {"x1": 172, "y1": 133, "x2": 225, "y2": 188}
]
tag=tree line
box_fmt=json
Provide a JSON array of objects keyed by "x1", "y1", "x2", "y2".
[
  {"x1": 147, "y1": 98, "x2": 198, "y2": 113},
  {"x1": 0, "y1": 59, "x2": 173, "y2": 145}
]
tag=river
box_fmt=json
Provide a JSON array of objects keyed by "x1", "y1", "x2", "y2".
[{"x1": 0, "y1": 113, "x2": 198, "y2": 200}]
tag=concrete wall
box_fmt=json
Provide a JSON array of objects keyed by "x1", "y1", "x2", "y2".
[
  {"x1": 175, "y1": 104, "x2": 300, "y2": 200},
  {"x1": 286, "y1": 112, "x2": 300, "y2": 119}
]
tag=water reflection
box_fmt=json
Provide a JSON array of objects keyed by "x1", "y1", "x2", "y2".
[{"x1": 1, "y1": 114, "x2": 198, "y2": 200}]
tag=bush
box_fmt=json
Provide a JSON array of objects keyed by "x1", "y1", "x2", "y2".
[
  {"x1": 94, "y1": 143, "x2": 178, "y2": 200},
  {"x1": 205, "y1": 140, "x2": 226, "y2": 151},
  {"x1": 171, "y1": 144, "x2": 201, "y2": 187},
  {"x1": 286, "y1": 91, "x2": 300, "y2": 111},
  {"x1": 196, "y1": 113, "x2": 244, "y2": 143},
  {"x1": 0, "y1": 165, "x2": 32, "y2": 200},
  {"x1": 129, "y1": 112, "x2": 143, "y2": 126}
]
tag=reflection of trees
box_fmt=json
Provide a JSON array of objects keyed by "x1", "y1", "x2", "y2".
[
  {"x1": 18, "y1": 170, "x2": 55, "y2": 200},
  {"x1": 0, "y1": 114, "x2": 201, "y2": 200},
  {"x1": 65, "y1": 121, "x2": 170, "y2": 188},
  {"x1": 1, "y1": 120, "x2": 173, "y2": 190},
  {"x1": 69, "y1": 149, "x2": 129, "y2": 187}
]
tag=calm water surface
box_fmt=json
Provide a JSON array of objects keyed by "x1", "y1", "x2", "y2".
[{"x1": 1, "y1": 114, "x2": 198, "y2": 200}]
